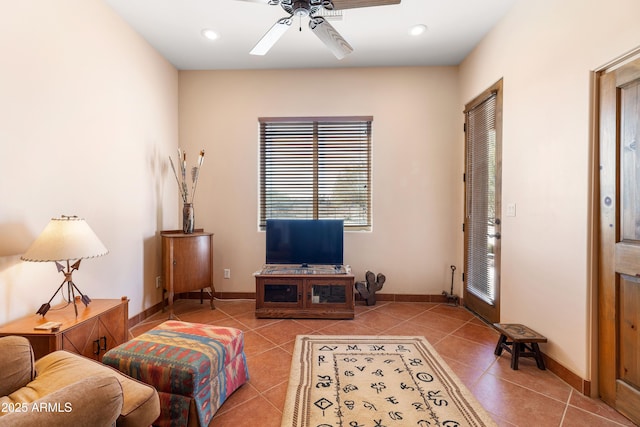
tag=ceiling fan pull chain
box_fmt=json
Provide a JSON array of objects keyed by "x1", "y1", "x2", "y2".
[{"x1": 299, "y1": 15, "x2": 303, "y2": 31}]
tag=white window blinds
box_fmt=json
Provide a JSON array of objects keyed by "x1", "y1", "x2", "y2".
[
  {"x1": 259, "y1": 117, "x2": 372, "y2": 230},
  {"x1": 465, "y1": 94, "x2": 497, "y2": 305}
]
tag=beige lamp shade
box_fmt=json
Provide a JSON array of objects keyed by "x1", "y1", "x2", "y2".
[{"x1": 21, "y1": 216, "x2": 108, "y2": 262}]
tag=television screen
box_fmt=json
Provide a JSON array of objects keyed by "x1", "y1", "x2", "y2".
[{"x1": 266, "y1": 219, "x2": 344, "y2": 266}]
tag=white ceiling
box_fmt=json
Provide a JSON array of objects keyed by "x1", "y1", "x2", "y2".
[{"x1": 103, "y1": 0, "x2": 517, "y2": 70}]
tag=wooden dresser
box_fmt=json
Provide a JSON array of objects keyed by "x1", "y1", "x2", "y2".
[{"x1": 0, "y1": 298, "x2": 128, "y2": 361}]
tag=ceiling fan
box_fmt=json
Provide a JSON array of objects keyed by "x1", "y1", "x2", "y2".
[{"x1": 238, "y1": 0, "x2": 401, "y2": 59}]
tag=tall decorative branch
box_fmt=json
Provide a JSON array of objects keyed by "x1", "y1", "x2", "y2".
[
  {"x1": 190, "y1": 150, "x2": 205, "y2": 203},
  {"x1": 169, "y1": 148, "x2": 205, "y2": 203}
]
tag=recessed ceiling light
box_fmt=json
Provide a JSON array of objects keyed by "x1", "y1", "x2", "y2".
[
  {"x1": 201, "y1": 29, "x2": 219, "y2": 41},
  {"x1": 409, "y1": 24, "x2": 428, "y2": 36}
]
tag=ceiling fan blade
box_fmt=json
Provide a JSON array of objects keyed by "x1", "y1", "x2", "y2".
[
  {"x1": 331, "y1": 0, "x2": 400, "y2": 10},
  {"x1": 309, "y1": 17, "x2": 353, "y2": 60},
  {"x1": 250, "y1": 17, "x2": 293, "y2": 55},
  {"x1": 235, "y1": 0, "x2": 276, "y2": 4}
]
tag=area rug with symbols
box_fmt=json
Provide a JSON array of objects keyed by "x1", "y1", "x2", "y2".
[{"x1": 281, "y1": 335, "x2": 496, "y2": 427}]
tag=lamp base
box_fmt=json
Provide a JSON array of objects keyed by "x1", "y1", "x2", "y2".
[{"x1": 36, "y1": 260, "x2": 91, "y2": 318}]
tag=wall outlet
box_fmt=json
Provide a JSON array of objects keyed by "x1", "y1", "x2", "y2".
[
  {"x1": 224, "y1": 269, "x2": 231, "y2": 279},
  {"x1": 155, "y1": 276, "x2": 162, "y2": 289}
]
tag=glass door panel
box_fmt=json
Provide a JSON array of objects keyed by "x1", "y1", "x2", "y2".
[
  {"x1": 310, "y1": 284, "x2": 346, "y2": 304},
  {"x1": 264, "y1": 284, "x2": 299, "y2": 303}
]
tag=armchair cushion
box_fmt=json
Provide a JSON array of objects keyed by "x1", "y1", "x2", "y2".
[
  {"x1": 0, "y1": 336, "x2": 35, "y2": 396},
  {"x1": 31, "y1": 350, "x2": 159, "y2": 427},
  {"x1": 0, "y1": 375, "x2": 123, "y2": 427}
]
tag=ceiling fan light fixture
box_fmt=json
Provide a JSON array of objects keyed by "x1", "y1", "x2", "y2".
[
  {"x1": 409, "y1": 24, "x2": 428, "y2": 36},
  {"x1": 201, "y1": 28, "x2": 219, "y2": 40},
  {"x1": 292, "y1": 1, "x2": 310, "y2": 17}
]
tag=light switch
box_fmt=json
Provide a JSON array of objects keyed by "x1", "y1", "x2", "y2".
[{"x1": 506, "y1": 203, "x2": 517, "y2": 217}]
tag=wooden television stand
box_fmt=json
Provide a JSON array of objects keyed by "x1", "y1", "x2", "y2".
[{"x1": 255, "y1": 265, "x2": 354, "y2": 319}]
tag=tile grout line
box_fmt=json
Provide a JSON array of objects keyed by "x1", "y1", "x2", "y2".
[
  {"x1": 132, "y1": 300, "x2": 631, "y2": 427},
  {"x1": 558, "y1": 387, "x2": 572, "y2": 426}
]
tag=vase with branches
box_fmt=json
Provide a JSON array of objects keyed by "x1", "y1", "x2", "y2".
[{"x1": 169, "y1": 148, "x2": 205, "y2": 233}]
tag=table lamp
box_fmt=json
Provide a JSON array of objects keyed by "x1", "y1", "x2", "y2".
[{"x1": 21, "y1": 215, "x2": 108, "y2": 317}]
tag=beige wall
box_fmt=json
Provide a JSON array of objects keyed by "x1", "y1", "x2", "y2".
[
  {"x1": 0, "y1": 0, "x2": 179, "y2": 323},
  {"x1": 3, "y1": 0, "x2": 638, "y2": 389},
  {"x1": 178, "y1": 67, "x2": 463, "y2": 298},
  {"x1": 459, "y1": 0, "x2": 640, "y2": 381}
]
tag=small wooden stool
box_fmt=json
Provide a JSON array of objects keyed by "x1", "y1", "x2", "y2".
[{"x1": 493, "y1": 323, "x2": 547, "y2": 370}]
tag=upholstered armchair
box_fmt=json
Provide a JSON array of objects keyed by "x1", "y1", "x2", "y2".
[{"x1": 0, "y1": 336, "x2": 159, "y2": 427}]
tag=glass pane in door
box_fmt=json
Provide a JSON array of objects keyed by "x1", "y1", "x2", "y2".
[
  {"x1": 466, "y1": 100, "x2": 498, "y2": 305},
  {"x1": 311, "y1": 284, "x2": 346, "y2": 304},
  {"x1": 264, "y1": 284, "x2": 298, "y2": 303}
]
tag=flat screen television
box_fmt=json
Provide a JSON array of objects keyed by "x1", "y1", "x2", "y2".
[{"x1": 265, "y1": 219, "x2": 344, "y2": 266}]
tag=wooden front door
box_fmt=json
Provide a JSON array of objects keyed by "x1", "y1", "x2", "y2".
[{"x1": 598, "y1": 54, "x2": 640, "y2": 424}]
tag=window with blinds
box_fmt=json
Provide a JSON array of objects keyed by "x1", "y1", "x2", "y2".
[{"x1": 259, "y1": 117, "x2": 372, "y2": 230}]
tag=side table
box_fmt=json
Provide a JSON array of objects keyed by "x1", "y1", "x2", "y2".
[
  {"x1": 161, "y1": 229, "x2": 215, "y2": 319},
  {"x1": 0, "y1": 297, "x2": 129, "y2": 361}
]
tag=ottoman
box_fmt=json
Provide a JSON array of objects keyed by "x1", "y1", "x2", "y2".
[{"x1": 103, "y1": 321, "x2": 249, "y2": 427}]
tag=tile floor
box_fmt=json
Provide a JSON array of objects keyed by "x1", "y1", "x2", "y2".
[{"x1": 130, "y1": 299, "x2": 637, "y2": 427}]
